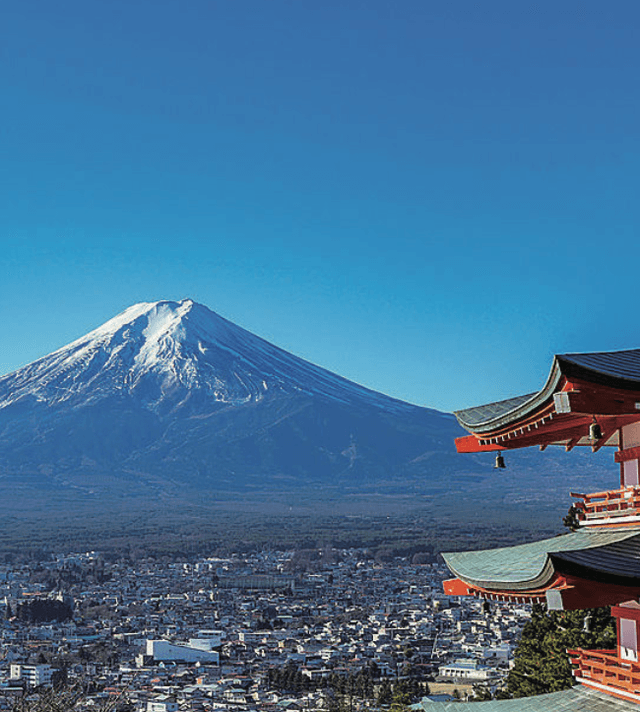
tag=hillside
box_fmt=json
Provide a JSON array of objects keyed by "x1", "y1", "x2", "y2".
[{"x1": 0, "y1": 299, "x2": 619, "y2": 545}]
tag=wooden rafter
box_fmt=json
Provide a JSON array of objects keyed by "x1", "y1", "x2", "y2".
[{"x1": 565, "y1": 438, "x2": 578, "y2": 452}]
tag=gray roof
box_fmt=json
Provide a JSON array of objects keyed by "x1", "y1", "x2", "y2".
[
  {"x1": 442, "y1": 528, "x2": 640, "y2": 591},
  {"x1": 560, "y1": 350, "x2": 640, "y2": 385},
  {"x1": 451, "y1": 393, "x2": 537, "y2": 429},
  {"x1": 454, "y1": 348, "x2": 640, "y2": 434},
  {"x1": 553, "y1": 533, "x2": 640, "y2": 583},
  {"x1": 411, "y1": 685, "x2": 640, "y2": 711}
]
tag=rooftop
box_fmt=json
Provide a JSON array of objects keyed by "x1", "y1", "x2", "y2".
[
  {"x1": 454, "y1": 348, "x2": 640, "y2": 453},
  {"x1": 411, "y1": 684, "x2": 640, "y2": 710},
  {"x1": 442, "y1": 527, "x2": 640, "y2": 610}
]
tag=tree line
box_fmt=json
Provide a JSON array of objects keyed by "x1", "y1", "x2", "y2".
[{"x1": 266, "y1": 662, "x2": 429, "y2": 707}]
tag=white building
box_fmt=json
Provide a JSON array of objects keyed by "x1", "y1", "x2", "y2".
[
  {"x1": 147, "y1": 697, "x2": 178, "y2": 712},
  {"x1": 481, "y1": 644, "x2": 511, "y2": 664},
  {"x1": 189, "y1": 631, "x2": 223, "y2": 650},
  {"x1": 196, "y1": 629, "x2": 224, "y2": 644},
  {"x1": 438, "y1": 658, "x2": 496, "y2": 681},
  {"x1": 144, "y1": 639, "x2": 220, "y2": 664},
  {"x1": 9, "y1": 664, "x2": 53, "y2": 688}
]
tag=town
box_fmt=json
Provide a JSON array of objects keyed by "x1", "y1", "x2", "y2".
[{"x1": 0, "y1": 549, "x2": 530, "y2": 710}]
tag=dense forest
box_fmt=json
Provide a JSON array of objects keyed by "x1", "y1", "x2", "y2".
[{"x1": 0, "y1": 510, "x2": 555, "y2": 562}]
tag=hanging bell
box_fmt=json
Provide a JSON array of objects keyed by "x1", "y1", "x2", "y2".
[
  {"x1": 589, "y1": 421, "x2": 603, "y2": 441},
  {"x1": 494, "y1": 453, "x2": 506, "y2": 469}
]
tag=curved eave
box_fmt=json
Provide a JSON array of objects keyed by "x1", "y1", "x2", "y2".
[
  {"x1": 443, "y1": 573, "x2": 640, "y2": 611},
  {"x1": 559, "y1": 350, "x2": 640, "y2": 391},
  {"x1": 453, "y1": 349, "x2": 640, "y2": 453},
  {"x1": 454, "y1": 413, "x2": 635, "y2": 453},
  {"x1": 442, "y1": 527, "x2": 640, "y2": 594},
  {"x1": 454, "y1": 358, "x2": 563, "y2": 434},
  {"x1": 455, "y1": 349, "x2": 640, "y2": 435},
  {"x1": 410, "y1": 685, "x2": 640, "y2": 711}
]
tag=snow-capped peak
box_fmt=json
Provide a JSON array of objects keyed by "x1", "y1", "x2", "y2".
[{"x1": 0, "y1": 299, "x2": 416, "y2": 415}]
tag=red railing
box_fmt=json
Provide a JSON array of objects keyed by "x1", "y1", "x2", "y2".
[
  {"x1": 571, "y1": 487, "x2": 640, "y2": 523},
  {"x1": 568, "y1": 648, "x2": 640, "y2": 696}
]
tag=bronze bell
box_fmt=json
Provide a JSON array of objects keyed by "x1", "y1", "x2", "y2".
[
  {"x1": 589, "y1": 421, "x2": 603, "y2": 441},
  {"x1": 494, "y1": 453, "x2": 506, "y2": 469}
]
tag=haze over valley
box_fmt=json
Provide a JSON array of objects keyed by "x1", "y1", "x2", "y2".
[{"x1": 0, "y1": 299, "x2": 618, "y2": 553}]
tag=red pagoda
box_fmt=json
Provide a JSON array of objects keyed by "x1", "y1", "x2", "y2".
[{"x1": 443, "y1": 348, "x2": 640, "y2": 704}]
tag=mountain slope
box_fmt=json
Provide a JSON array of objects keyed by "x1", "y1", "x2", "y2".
[
  {"x1": 0, "y1": 299, "x2": 618, "y2": 531},
  {"x1": 0, "y1": 299, "x2": 424, "y2": 414},
  {"x1": 0, "y1": 300, "x2": 457, "y2": 496}
]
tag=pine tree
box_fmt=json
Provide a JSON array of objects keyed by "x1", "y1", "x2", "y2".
[
  {"x1": 377, "y1": 677, "x2": 392, "y2": 706},
  {"x1": 506, "y1": 604, "x2": 615, "y2": 698}
]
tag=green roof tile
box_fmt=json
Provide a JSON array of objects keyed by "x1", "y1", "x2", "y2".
[
  {"x1": 411, "y1": 685, "x2": 640, "y2": 710},
  {"x1": 442, "y1": 528, "x2": 640, "y2": 591}
]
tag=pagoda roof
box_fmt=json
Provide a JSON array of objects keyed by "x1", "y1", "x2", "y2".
[
  {"x1": 410, "y1": 685, "x2": 640, "y2": 710},
  {"x1": 442, "y1": 527, "x2": 640, "y2": 593},
  {"x1": 454, "y1": 348, "x2": 640, "y2": 453}
]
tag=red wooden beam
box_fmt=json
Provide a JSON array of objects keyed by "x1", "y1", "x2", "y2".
[
  {"x1": 455, "y1": 435, "x2": 507, "y2": 453},
  {"x1": 478, "y1": 416, "x2": 588, "y2": 445},
  {"x1": 443, "y1": 573, "x2": 640, "y2": 611},
  {"x1": 565, "y1": 438, "x2": 578, "y2": 452},
  {"x1": 443, "y1": 578, "x2": 472, "y2": 596},
  {"x1": 615, "y1": 446, "x2": 640, "y2": 464},
  {"x1": 592, "y1": 429, "x2": 616, "y2": 453},
  {"x1": 456, "y1": 421, "x2": 589, "y2": 453},
  {"x1": 550, "y1": 576, "x2": 640, "y2": 610},
  {"x1": 561, "y1": 378, "x2": 640, "y2": 414},
  {"x1": 456, "y1": 415, "x2": 639, "y2": 453},
  {"x1": 612, "y1": 604, "x2": 640, "y2": 623}
]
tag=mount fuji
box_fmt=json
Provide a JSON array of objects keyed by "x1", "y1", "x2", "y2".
[
  {"x1": 0, "y1": 299, "x2": 618, "y2": 540},
  {"x1": 0, "y1": 300, "x2": 464, "y2": 513},
  {"x1": 0, "y1": 299, "x2": 426, "y2": 415}
]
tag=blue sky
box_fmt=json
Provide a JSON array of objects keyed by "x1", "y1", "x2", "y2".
[{"x1": 1, "y1": 1, "x2": 639, "y2": 411}]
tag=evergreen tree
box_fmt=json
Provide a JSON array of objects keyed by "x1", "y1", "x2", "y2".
[
  {"x1": 507, "y1": 604, "x2": 615, "y2": 698},
  {"x1": 494, "y1": 688, "x2": 511, "y2": 700},
  {"x1": 390, "y1": 686, "x2": 411, "y2": 712},
  {"x1": 17, "y1": 598, "x2": 73, "y2": 623},
  {"x1": 377, "y1": 677, "x2": 392, "y2": 706},
  {"x1": 473, "y1": 686, "x2": 492, "y2": 701}
]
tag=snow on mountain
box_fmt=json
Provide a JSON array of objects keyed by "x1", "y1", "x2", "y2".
[
  {"x1": 0, "y1": 299, "x2": 615, "y2": 531},
  {"x1": 0, "y1": 299, "x2": 421, "y2": 415}
]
